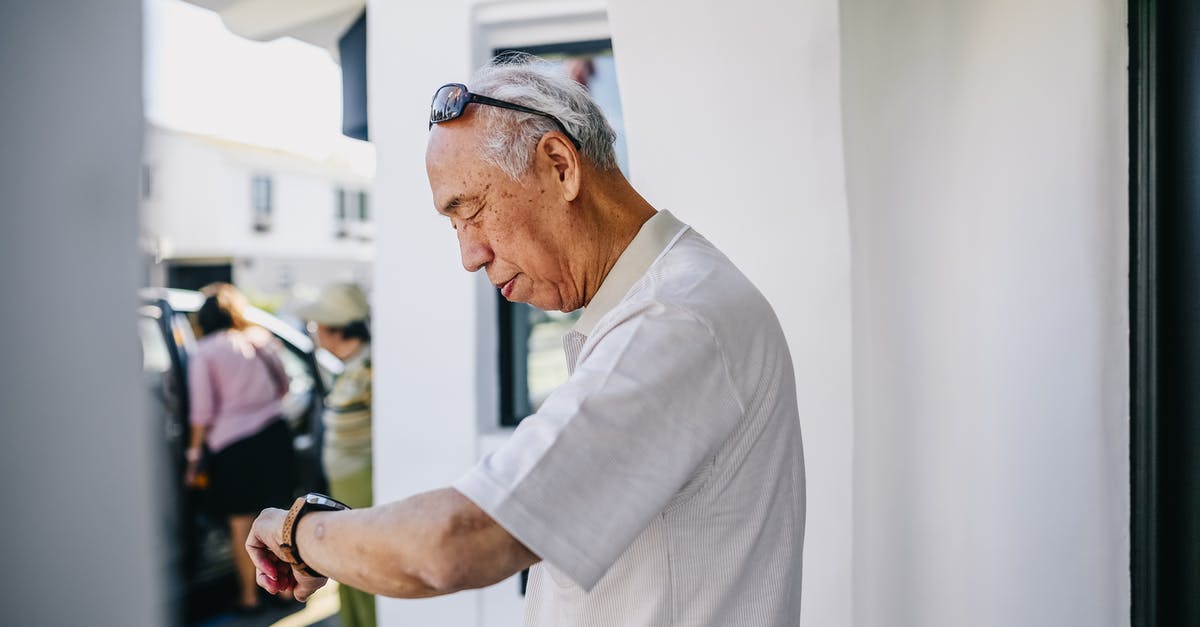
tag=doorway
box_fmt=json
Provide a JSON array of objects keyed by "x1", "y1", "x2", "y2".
[{"x1": 1129, "y1": 1, "x2": 1200, "y2": 625}]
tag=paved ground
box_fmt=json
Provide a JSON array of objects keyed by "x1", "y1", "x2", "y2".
[{"x1": 191, "y1": 583, "x2": 341, "y2": 627}]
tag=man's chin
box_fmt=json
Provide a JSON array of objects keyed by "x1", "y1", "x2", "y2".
[{"x1": 515, "y1": 295, "x2": 558, "y2": 312}]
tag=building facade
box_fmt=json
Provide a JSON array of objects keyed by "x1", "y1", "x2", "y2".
[{"x1": 141, "y1": 123, "x2": 374, "y2": 307}]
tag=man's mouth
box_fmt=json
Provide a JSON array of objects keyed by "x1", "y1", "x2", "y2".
[{"x1": 500, "y1": 277, "x2": 516, "y2": 299}]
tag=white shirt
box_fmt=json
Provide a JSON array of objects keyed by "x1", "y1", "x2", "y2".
[{"x1": 455, "y1": 211, "x2": 805, "y2": 626}]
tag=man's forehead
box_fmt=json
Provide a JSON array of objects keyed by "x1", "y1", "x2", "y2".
[
  {"x1": 426, "y1": 124, "x2": 467, "y2": 164},
  {"x1": 426, "y1": 105, "x2": 485, "y2": 159},
  {"x1": 427, "y1": 126, "x2": 493, "y2": 214},
  {"x1": 428, "y1": 125, "x2": 497, "y2": 186}
]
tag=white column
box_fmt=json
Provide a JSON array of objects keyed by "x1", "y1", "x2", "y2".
[
  {"x1": 841, "y1": 1, "x2": 1129, "y2": 626},
  {"x1": 0, "y1": 2, "x2": 163, "y2": 625},
  {"x1": 368, "y1": 1, "x2": 500, "y2": 624},
  {"x1": 607, "y1": 1, "x2": 855, "y2": 625}
]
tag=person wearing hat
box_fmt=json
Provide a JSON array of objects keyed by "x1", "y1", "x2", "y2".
[{"x1": 295, "y1": 282, "x2": 375, "y2": 627}]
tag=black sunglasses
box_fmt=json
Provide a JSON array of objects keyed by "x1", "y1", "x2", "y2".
[{"x1": 429, "y1": 83, "x2": 581, "y2": 148}]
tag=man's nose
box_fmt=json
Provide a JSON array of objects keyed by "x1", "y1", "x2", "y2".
[{"x1": 458, "y1": 227, "x2": 493, "y2": 272}]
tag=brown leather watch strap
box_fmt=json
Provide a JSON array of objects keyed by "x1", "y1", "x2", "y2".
[
  {"x1": 278, "y1": 496, "x2": 324, "y2": 578},
  {"x1": 278, "y1": 497, "x2": 305, "y2": 564}
]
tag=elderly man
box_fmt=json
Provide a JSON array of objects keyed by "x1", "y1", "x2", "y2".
[{"x1": 247, "y1": 57, "x2": 805, "y2": 626}]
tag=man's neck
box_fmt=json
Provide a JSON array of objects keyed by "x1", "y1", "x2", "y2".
[{"x1": 575, "y1": 174, "x2": 657, "y2": 308}]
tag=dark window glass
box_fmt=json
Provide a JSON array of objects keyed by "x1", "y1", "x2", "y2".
[
  {"x1": 335, "y1": 187, "x2": 348, "y2": 238},
  {"x1": 251, "y1": 175, "x2": 272, "y2": 232}
]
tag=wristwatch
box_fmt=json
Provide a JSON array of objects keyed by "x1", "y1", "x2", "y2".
[{"x1": 279, "y1": 492, "x2": 351, "y2": 578}]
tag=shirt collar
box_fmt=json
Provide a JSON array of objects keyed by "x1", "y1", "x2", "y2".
[{"x1": 572, "y1": 210, "x2": 689, "y2": 337}]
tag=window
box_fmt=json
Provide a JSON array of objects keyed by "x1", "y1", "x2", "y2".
[
  {"x1": 251, "y1": 174, "x2": 272, "y2": 232},
  {"x1": 335, "y1": 187, "x2": 372, "y2": 240},
  {"x1": 499, "y1": 305, "x2": 580, "y2": 426},
  {"x1": 493, "y1": 39, "x2": 629, "y2": 175},
  {"x1": 268, "y1": 341, "x2": 317, "y2": 430},
  {"x1": 494, "y1": 39, "x2": 628, "y2": 427},
  {"x1": 335, "y1": 187, "x2": 348, "y2": 238},
  {"x1": 138, "y1": 312, "x2": 172, "y2": 375}
]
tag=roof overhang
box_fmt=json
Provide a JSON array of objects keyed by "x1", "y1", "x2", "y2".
[{"x1": 182, "y1": 0, "x2": 365, "y2": 60}]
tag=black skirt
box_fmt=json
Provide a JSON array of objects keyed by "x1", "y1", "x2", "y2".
[{"x1": 207, "y1": 419, "x2": 295, "y2": 516}]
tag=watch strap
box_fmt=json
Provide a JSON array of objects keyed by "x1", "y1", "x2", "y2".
[{"x1": 278, "y1": 496, "x2": 325, "y2": 578}]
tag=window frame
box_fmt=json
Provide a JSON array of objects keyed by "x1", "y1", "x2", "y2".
[{"x1": 251, "y1": 173, "x2": 273, "y2": 232}]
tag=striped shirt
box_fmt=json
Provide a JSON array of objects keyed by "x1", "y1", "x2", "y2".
[
  {"x1": 455, "y1": 211, "x2": 806, "y2": 626},
  {"x1": 322, "y1": 344, "x2": 372, "y2": 481}
]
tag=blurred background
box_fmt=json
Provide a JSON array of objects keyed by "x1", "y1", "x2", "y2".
[{"x1": 2, "y1": 0, "x2": 1197, "y2": 626}]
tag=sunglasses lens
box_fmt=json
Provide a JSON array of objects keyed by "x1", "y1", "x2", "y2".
[{"x1": 431, "y1": 84, "x2": 467, "y2": 125}]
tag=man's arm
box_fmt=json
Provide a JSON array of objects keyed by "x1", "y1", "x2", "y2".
[{"x1": 247, "y1": 487, "x2": 538, "y2": 601}]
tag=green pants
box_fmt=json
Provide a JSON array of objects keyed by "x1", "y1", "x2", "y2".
[{"x1": 329, "y1": 464, "x2": 376, "y2": 627}]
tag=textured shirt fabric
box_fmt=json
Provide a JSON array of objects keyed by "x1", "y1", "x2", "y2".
[
  {"x1": 454, "y1": 211, "x2": 806, "y2": 626},
  {"x1": 188, "y1": 327, "x2": 288, "y2": 453},
  {"x1": 322, "y1": 344, "x2": 373, "y2": 481}
]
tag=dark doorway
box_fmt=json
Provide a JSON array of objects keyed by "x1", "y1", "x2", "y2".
[
  {"x1": 167, "y1": 262, "x2": 232, "y2": 292},
  {"x1": 1129, "y1": 1, "x2": 1200, "y2": 625}
]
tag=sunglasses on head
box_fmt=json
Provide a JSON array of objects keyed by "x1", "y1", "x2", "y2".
[{"x1": 429, "y1": 83, "x2": 582, "y2": 148}]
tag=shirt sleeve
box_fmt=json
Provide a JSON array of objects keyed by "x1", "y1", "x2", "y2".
[
  {"x1": 454, "y1": 302, "x2": 744, "y2": 591},
  {"x1": 187, "y1": 348, "x2": 216, "y2": 428}
]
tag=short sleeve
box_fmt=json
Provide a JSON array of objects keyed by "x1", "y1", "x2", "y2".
[{"x1": 453, "y1": 302, "x2": 744, "y2": 591}]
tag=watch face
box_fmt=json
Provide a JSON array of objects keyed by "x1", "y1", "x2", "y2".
[{"x1": 304, "y1": 492, "x2": 350, "y2": 511}]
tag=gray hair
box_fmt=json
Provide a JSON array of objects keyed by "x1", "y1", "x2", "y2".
[{"x1": 469, "y1": 54, "x2": 619, "y2": 179}]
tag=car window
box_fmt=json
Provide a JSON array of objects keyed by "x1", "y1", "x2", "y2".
[
  {"x1": 138, "y1": 314, "x2": 172, "y2": 374},
  {"x1": 270, "y1": 343, "x2": 316, "y2": 426}
]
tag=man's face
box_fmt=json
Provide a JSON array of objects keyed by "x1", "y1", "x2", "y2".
[
  {"x1": 426, "y1": 117, "x2": 579, "y2": 312},
  {"x1": 313, "y1": 323, "x2": 336, "y2": 351}
]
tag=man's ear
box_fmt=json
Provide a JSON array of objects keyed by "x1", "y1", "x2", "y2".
[{"x1": 536, "y1": 132, "x2": 581, "y2": 202}]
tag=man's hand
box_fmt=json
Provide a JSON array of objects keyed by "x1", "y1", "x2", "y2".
[{"x1": 245, "y1": 508, "x2": 329, "y2": 602}]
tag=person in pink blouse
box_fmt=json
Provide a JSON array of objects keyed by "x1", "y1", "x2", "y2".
[{"x1": 185, "y1": 282, "x2": 295, "y2": 614}]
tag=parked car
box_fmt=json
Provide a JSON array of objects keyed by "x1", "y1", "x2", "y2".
[{"x1": 137, "y1": 287, "x2": 342, "y2": 622}]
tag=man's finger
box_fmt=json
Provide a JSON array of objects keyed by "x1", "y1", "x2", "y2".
[
  {"x1": 246, "y1": 544, "x2": 281, "y2": 580},
  {"x1": 292, "y1": 574, "x2": 328, "y2": 603},
  {"x1": 280, "y1": 569, "x2": 297, "y2": 592},
  {"x1": 256, "y1": 570, "x2": 279, "y2": 594}
]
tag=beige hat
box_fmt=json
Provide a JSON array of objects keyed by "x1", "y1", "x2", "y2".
[{"x1": 295, "y1": 283, "x2": 370, "y2": 327}]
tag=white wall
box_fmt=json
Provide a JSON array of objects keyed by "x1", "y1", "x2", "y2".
[
  {"x1": 0, "y1": 2, "x2": 164, "y2": 625},
  {"x1": 607, "y1": 1, "x2": 854, "y2": 625},
  {"x1": 143, "y1": 127, "x2": 374, "y2": 261},
  {"x1": 840, "y1": 1, "x2": 1129, "y2": 626},
  {"x1": 367, "y1": 1, "x2": 1130, "y2": 626},
  {"x1": 144, "y1": 128, "x2": 230, "y2": 254},
  {"x1": 369, "y1": 0, "x2": 502, "y2": 624}
]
